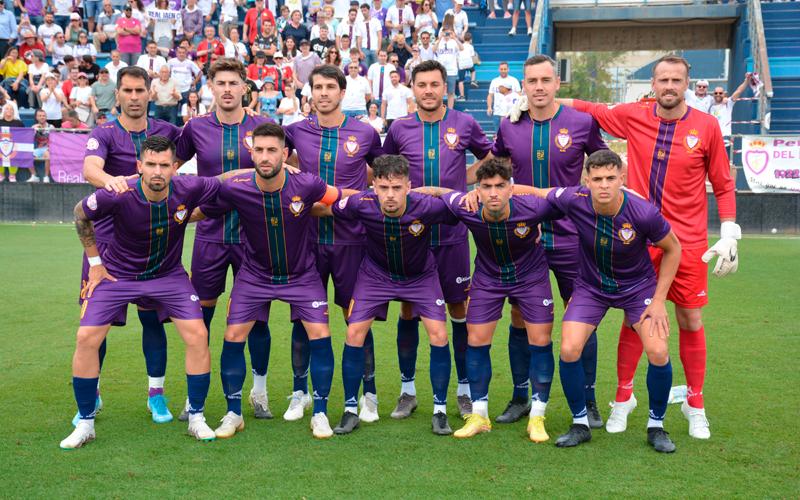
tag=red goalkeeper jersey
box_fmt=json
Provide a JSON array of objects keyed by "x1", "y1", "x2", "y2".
[{"x1": 573, "y1": 100, "x2": 736, "y2": 250}]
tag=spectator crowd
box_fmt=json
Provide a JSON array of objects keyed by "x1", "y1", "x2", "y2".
[{"x1": 0, "y1": 0, "x2": 489, "y2": 183}]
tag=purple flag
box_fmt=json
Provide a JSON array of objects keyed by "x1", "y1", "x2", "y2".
[
  {"x1": 0, "y1": 127, "x2": 34, "y2": 170},
  {"x1": 50, "y1": 132, "x2": 90, "y2": 183}
]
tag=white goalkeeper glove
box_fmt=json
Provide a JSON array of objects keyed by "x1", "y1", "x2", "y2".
[
  {"x1": 701, "y1": 221, "x2": 741, "y2": 278},
  {"x1": 508, "y1": 97, "x2": 529, "y2": 123}
]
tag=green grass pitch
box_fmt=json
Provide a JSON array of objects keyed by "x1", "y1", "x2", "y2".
[{"x1": 1, "y1": 224, "x2": 798, "y2": 497}]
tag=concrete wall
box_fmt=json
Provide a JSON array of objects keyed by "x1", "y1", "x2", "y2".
[{"x1": 1, "y1": 184, "x2": 797, "y2": 234}]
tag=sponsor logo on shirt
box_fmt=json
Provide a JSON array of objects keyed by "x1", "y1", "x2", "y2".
[
  {"x1": 87, "y1": 193, "x2": 98, "y2": 210},
  {"x1": 243, "y1": 132, "x2": 254, "y2": 151},
  {"x1": 644, "y1": 298, "x2": 652, "y2": 305},
  {"x1": 174, "y1": 204, "x2": 188, "y2": 223},
  {"x1": 190, "y1": 294, "x2": 199, "y2": 302},
  {"x1": 618, "y1": 222, "x2": 636, "y2": 244},
  {"x1": 86, "y1": 137, "x2": 99, "y2": 151},
  {"x1": 338, "y1": 197, "x2": 349, "y2": 209},
  {"x1": 311, "y1": 300, "x2": 328, "y2": 309},
  {"x1": 344, "y1": 135, "x2": 360, "y2": 157},
  {"x1": 455, "y1": 276, "x2": 471, "y2": 284},
  {"x1": 435, "y1": 299, "x2": 445, "y2": 306},
  {"x1": 289, "y1": 196, "x2": 304, "y2": 216},
  {"x1": 554, "y1": 128, "x2": 572, "y2": 152},
  {"x1": 514, "y1": 222, "x2": 530, "y2": 238},
  {"x1": 444, "y1": 127, "x2": 459, "y2": 149},
  {"x1": 542, "y1": 298, "x2": 553, "y2": 306},
  {"x1": 408, "y1": 220, "x2": 425, "y2": 236},
  {"x1": 684, "y1": 128, "x2": 701, "y2": 151},
  {"x1": 555, "y1": 187, "x2": 566, "y2": 198}
]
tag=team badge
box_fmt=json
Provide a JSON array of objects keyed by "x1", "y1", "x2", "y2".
[
  {"x1": 226, "y1": 149, "x2": 235, "y2": 160},
  {"x1": 744, "y1": 139, "x2": 768, "y2": 175},
  {"x1": 87, "y1": 193, "x2": 97, "y2": 210},
  {"x1": 618, "y1": 222, "x2": 636, "y2": 244},
  {"x1": 174, "y1": 204, "x2": 188, "y2": 223},
  {"x1": 324, "y1": 151, "x2": 332, "y2": 162},
  {"x1": 289, "y1": 196, "x2": 304, "y2": 216},
  {"x1": 600, "y1": 237, "x2": 609, "y2": 247},
  {"x1": 344, "y1": 135, "x2": 360, "y2": 157},
  {"x1": 684, "y1": 129, "x2": 701, "y2": 151},
  {"x1": 338, "y1": 197, "x2": 349, "y2": 210},
  {"x1": 495, "y1": 238, "x2": 504, "y2": 246},
  {"x1": 156, "y1": 227, "x2": 164, "y2": 235},
  {"x1": 657, "y1": 149, "x2": 666, "y2": 160},
  {"x1": 536, "y1": 149, "x2": 545, "y2": 161},
  {"x1": 243, "y1": 132, "x2": 254, "y2": 150},
  {"x1": 444, "y1": 127, "x2": 459, "y2": 149},
  {"x1": 270, "y1": 217, "x2": 279, "y2": 226},
  {"x1": 408, "y1": 220, "x2": 424, "y2": 236},
  {"x1": 86, "y1": 138, "x2": 99, "y2": 151},
  {"x1": 555, "y1": 128, "x2": 572, "y2": 152},
  {"x1": 427, "y1": 148, "x2": 436, "y2": 160},
  {"x1": 514, "y1": 222, "x2": 530, "y2": 238}
]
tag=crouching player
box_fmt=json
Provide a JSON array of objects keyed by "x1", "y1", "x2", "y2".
[
  {"x1": 61, "y1": 136, "x2": 223, "y2": 449},
  {"x1": 192, "y1": 123, "x2": 354, "y2": 439},
  {"x1": 518, "y1": 150, "x2": 682, "y2": 453},
  {"x1": 313, "y1": 155, "x2": 458, "y2": 435},
  {"x1": 418, "y1": 159, "x2": 562, "y2": 442}
]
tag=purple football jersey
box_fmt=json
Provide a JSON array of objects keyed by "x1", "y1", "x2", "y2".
[
  {"x1": 331, "y1": 190, "x2": 457, "y2": 281},
  {"x1": 284, "y1": 115, "x2": 383, "y2": 246},
  {"x1": 443, "y1": 192, "x2": 562, "y2": 285},
  {"x1": 492, "y1": 105, "x2": 607, "y2": 250},
  {"x1": 546, "y1": 186, "x2": 672, "y2": 293},
  {"x1": 200, "y1": 171, "x2": 335, "y2": 284},
  {"x1": 83, "y1": 118, "x2": 181, "y2": 243},
  {"x1": 176, "y1": 113, "x2": 275, "y2": 245},
  {"x1": 383, "y1": 109, "x2": 493, "y2": 246},
  {"x1": 81, "y1": 176, "x2": 220, "y2": 280}
]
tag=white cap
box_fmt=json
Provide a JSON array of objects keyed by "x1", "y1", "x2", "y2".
[
  {"x1": 70, "y1": 12, "x2": 81, "y2": 20},
  {"x1": 696, "y1": 79, "x2": 709, "y2": 87},
  {"x1": 274, "y1": 51, "x2": 284, "y2": 58},
  {"x1": 455, "y1": 0, "x2": 464, "y2": 4}
]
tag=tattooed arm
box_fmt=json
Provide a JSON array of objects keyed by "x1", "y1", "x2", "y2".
[{"x1": 74, "y1": 200, "x2": 116, "y2": 297}]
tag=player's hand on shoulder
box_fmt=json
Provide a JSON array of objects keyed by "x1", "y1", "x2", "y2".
[
  {"x1": 284, "y1": 164, "x2": 301, "y2": 175},
  {"x1": 105, "y1": 175, "x2": 133, "y2": 193},
  {"x1": 639, "y1": 299, "x2": 669, "y2": 340},
  {"x1": 83, "y1": 264, "x2": 117, "y2": 298},
  {"x1": 460, "y1": 188, "x2": 479, "y2": 212}
]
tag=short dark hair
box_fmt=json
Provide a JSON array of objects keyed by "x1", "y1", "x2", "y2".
[
  {"x1": 584, "y1": 149, "x2": 622, "y2": 173},
  {"x1": 208, "y1": 58, "x2": 247, "y2": 83},
  {"x1": 411, "y1": 60, "x2": 447, "y2": 84},
  {"x1": 360, "y1": 3, "x2": 369, "y2": 8},
  {"x1": 309, "y1": 64, "x2": 347, "y2": 90},
  {"x1": 652, "y1": 54, "x2": 690, "y2": 78},
  {"x1": 372, "y1": 155, "x2": 409, "y2": 180},
  {"x1": 475, "y1": 158, "x2": 512, "y2": 182},
  {"x1": 116, "y1": 65, "x2": 150, "y2": 89},
  {"x1": 252, "y1": 122, "x2": 286, "y2": 145},
  {"x1": 524, "y1": 54, "x2": 557, "y2": 72},
  {"x1": 141, "y1": 135, "x2": 176, "y2": 159}
]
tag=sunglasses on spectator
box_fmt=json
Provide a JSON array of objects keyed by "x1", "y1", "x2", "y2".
[{"x1": 713, "y1": 92, "x2": 724, "y2": 95}]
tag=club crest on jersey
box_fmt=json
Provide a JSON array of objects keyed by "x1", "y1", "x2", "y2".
[
  {"x1": 444, "y1": 127, "x2": 459, "y2": 149},
  {"x1": 344, "y1": 135, "x2": 360, "y2": 157},
  {"x1": 744, "y1": 139, "x2": 768, "y2": 175},
  {"x1": 174, "y1": 204, "x2": 188, "y2": 223},
  {"x1": 514, "y1": 222, "x2": 530, "y2": 238},
  {"x1": 409, "y1": 220, "x2": 425, "y2": 236},
  {"x1": 289, "y1": 196, "x2": 304, "y2": 216},
  {"x1": 226, "y1": 149, "x2": 236, "y2": 160},
  {"x1": 600, "y1": 237, "x2": 609, "y2": 247},
  {"x1": 324, "y1": 151, "x2": 333, "y2": 162},
  {"x1": 86, "y1": 138, "x2": 99, "y2": 151},
  {"x1": 427, "y1": 148, "x2": 436, "y2": 159},
  {"x1": 657, "y1": 149, "x2": 666, "y2": 160},
  {"x1": 87, "y1": 193, "x2": 98, "y2": 210},
  {"x1": 618, "y1": 222, "x2": 635, "y2": 244},
  {"x1": 270, "y1": 216, "x2": 279, "y2": 226},
  {"x1": 243, "y1": 132, "x2": 254, "y2": 150},
  {"x1": 555, "y1": 128, "x2": 572, "y2": 152},
  {"x1": 684, "y1": 129, "x2": 701, "y2": 151}
]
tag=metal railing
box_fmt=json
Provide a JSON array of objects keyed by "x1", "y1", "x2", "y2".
[
  {"x1": 529, "y1": 0, "x2": 550, "y2": 56},
  {"x1": 747, "y1": 0, "x2": 773, "y2": 134}
]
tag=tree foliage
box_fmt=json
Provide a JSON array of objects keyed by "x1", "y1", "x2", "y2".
[{"x1": 558, "y1": 51, "x2": 623, "y2": 102}]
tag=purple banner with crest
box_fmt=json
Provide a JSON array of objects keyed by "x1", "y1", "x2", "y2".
[
  {"x1": 0, "y1": 127, "x2": 34, "y2": 170},
  {"x1": 50, "y1": 132, "x2": 91, "y2": 183}
]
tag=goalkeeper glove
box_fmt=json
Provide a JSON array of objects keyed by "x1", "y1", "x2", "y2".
[
  {"x1": 508, "y1": 97, "x2": 529, "y2": 123},
  {"x1": 701, "y1": 221, "x2": 741, "y2": 278}
]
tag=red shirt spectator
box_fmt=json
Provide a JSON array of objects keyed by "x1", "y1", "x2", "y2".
[
  {"x1": 243, "y1": 0, "x2": 276, "y2": 45},
  {"x1": 196, "y1": 26, "x2": 226, "y2": 67},
  {"x1": 19, "y1": 33, "x2": 47, "y2": 65}
]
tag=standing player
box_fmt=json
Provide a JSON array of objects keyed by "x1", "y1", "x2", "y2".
[
  {"x1": 313, "y1": 155, "x2": 457, "y2": 435},
  {"x1": 79, "y1": 65, "x2": 181, "y2": 426},
  {"x1": 418, "y1": 159, "x2": 561, "y2": 442},
  {"x1": 283, "y1": 64, "x2": 384, "y2": 423},
  {"x1": 176, "y1": 58, "x2": 275, "y2": 422},
  {"x1": 61, "y1": 136, "x2": 220, "y2": 449},
  {"x1": 382, "y1": 60, "x2": 493, "y2": 418},
  {"x1": 513, "y1": 150, "x2": 682, "y2": 453},
  {"x1": 491, "y1": 54, "x2": 608, "y2": 427},
  {"x1": 560, "y1": 54, "x2": 740, "y2": 439},
  {"x1": 192, "y1": 122, "x2": 353, "y2": 440}
]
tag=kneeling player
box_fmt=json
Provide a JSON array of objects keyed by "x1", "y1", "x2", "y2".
[
  {"x1": 518, "y1": 150, "x2": 681, "y2": 453},
  {"x1": 192, "y1": 123, "x2": 353, "y2": 440},
  {"x1": 61, "y1": 136, "x2": 221, "y2": 449},
  {"x1": 418, "y1": 159, "x2": 562, "y2": 442},
  {"x1": 314, "y1": 155, "x2": 457, "y2": 435}
]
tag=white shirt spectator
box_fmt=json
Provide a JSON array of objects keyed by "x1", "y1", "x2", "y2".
[
  {"x1": 709, "y1": 99, "x2": 735, "y2": 137},
  {"x1": 40, "y1": 87, "x2": 66, "y2": 120},
  {"x1": 137, "y1": 53, "x2": 168, "y2": 74},
  {"x1": 73, "y1": 44, "x2": 98, "y2": 59},
  {"x1": 495, "y1": 90, "x2": 520, "y2": 118},
  {"x1": 219, "y1": 0, "x2": 238, "y2": 23},
  {"x1": 51, "y1": 43, "x2": 73, "y2": 66},
  {"x1": 181, "y1": 102, "x2": 207, "y2": 119},
  {"x1": 223, "y1": 39, "x2": 248, "y2": 63},
  {"x1": 197, "y1": 0, "x2": 214, "y2": 17},
  {"x1": 367, "y1": 62, "x2": 395, "y2": 100},
  {"x1": 38, "y1": 23, "x2": 63, "y2": 48},
  {"x1": 414, "y1": 12, "x2": 437, "y2": 35},
  {"x1": 199, "y1": 83, "x2": 214, "y2": 108},
  {"x1": 104, "y1": 60, "x2": 128, "y2": 83},
  {"x1": 278, "y1": 94, "x2": 303, "y2": 125},
  {"x1": 418, "y1": 43, "x2": 435, "y2": 62},
  {"x1": 383, "y1": 82, "x2": 412, "y2": 119},
  {"x1": 53, "y1": 0, "x2": 73, "y2": 16},
  {"x1": 342, "y1": 74, "x2": 371, "y2": 112},
  {"x1": 386, "y1": 3, "x2": 414, "y2": 39},
  {"x1": 336, "y1": 21, "x2": 363, "y2": 50},
  {"x1": 684, "y1": 89, "x2": 713, "y2": 113},
  {"x1": 361, "y1": 114, "x2": 384, "y2": 133},
  {"x1": 359, "y1": 18, "x2": 382, "y2": 51},
  {"x1": 168, "y1": 57, "x2": 201, "y2": 92},
  {"x1": 435, "y1": 39, "x2": 459, "y2": 76},
  {"x1": 489, "y1": 74, "x2": 520, "y2": 114},
  {"x1": 70, "y1": 86, "x2": 93, "y2": 122},
  {"x1": 457, "y1": 42, "x2": 474, "y2": 70},
  {"x1": 444, "y1": 8, "x2": 468, "y2": 38}
]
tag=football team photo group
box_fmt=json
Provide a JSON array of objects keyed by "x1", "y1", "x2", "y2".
[{"x1": 60, "y1": 53, "x2": 742, "y2": 459}]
